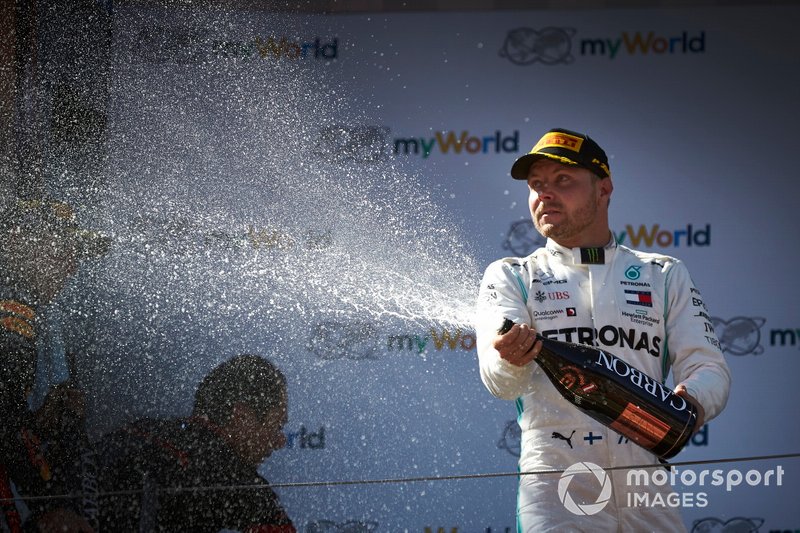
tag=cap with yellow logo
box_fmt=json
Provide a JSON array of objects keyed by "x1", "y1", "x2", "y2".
[{"x1": 510, "y1": 128, "x2": 611, "y2": 180}]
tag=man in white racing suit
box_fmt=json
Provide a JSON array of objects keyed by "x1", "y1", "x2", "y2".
[{"x1": 475, "y1": 128, "x2": 731, "y2": 532}]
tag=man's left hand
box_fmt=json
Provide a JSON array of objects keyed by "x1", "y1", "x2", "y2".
[{"x1": 674, "y1": 384, "x2": 705, "y2": 434}]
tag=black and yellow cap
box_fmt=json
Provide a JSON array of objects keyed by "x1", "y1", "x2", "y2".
[{"x1": 511, "y1": 128, "x2": 611, "y2": 180}]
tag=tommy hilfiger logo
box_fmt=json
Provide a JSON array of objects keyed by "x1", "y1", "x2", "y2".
[{"x1": 624, "y1": 290, "x2": 653, "y2": 307}]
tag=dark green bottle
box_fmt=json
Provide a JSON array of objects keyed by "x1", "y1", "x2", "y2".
[{"x1": 499, "y1": 318, "x2": 697, "y2": 459}]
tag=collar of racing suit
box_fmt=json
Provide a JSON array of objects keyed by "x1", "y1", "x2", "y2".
[{"x1": 544, "y1": 232, "x2": 618, "y2": 265}]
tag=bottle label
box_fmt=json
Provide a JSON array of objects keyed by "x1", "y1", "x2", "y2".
[
  {"x1": 559, "y1": 365, "x2": 598, "y2": 394},
  {"x1": 610, "y1": 403, "x2": 670, "y2": 449},
  {"x1": 595, "y1": 350, "x2": 689, "y2": 412}
]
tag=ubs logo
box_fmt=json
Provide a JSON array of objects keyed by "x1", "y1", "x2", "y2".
[
  {"x1": 711, "y1": 316, "x2": 766, "y2": 356},
  {"x1": 534, "y1": 290, "x2": 570, "y2": 303},
  {"x1": 503, "y1": 219, "x2": 546, "y2": 256},
  {"x1": 499, "y1": 27, "x2": 576, "y2": 66}
]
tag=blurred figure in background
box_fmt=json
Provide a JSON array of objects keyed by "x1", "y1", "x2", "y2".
[
  {"x1": 1, "y1": 198, "x2": 109, "y2": 532},
  {"x1": 98, "y1": 354, "x2": 295, "y2": 532}
]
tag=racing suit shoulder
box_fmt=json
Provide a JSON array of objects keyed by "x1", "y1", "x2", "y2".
[
  {"x1": 486, "y1": 254, "x2": 536, "y2": 273},
  {"x1": 479, "y1": 250, "x2": 547, "y2": 288},
  {"x1": 617, "y1": 244, "x2": 678, "y2": 268},
  {"x1": 660, "y1": 260, "x2": 731, "y2": 422},
  {"x1": 618, "y1": 245, "x2": 731, "y2": 422},
  {"x1": 476, "y1": 253, "x2": 541, "y2": 400}
]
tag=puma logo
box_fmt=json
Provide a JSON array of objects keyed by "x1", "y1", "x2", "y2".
[{"x1": 551, "y1": 430, "x2": 576, "y2": 449}]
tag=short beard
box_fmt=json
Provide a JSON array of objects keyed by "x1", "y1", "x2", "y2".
[{"x1": 533, "y1": 185, "x2": 600, "y2": 243}]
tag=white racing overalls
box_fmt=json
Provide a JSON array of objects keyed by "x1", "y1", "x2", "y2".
[{"x1": 476, "y1": 237, "x2": 731, "y2": 532}]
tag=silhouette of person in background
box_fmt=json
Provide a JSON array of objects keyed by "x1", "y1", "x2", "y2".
[
  {"x1": 1, "y1": 198, "x2": 109, "y2": 532},
  {"x1": 98, "y1": 354, "x2": 295, "y2": 532}
]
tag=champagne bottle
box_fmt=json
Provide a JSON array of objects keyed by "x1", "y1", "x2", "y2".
[{"x1": 499, "y1": 318, "x2": 696, "y2": 459}]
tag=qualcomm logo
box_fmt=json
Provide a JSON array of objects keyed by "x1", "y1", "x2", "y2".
[{"x1": 558, "y1": 462, "x2": 613, "y2": 516}]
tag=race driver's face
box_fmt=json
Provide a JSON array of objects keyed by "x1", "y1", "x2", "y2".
[
  {"x1": 527, "y1": 158, "x2": 612, "y2": 248},
  {"x1": 228, "y1": 391, "x2": 288, "y2": 467}
]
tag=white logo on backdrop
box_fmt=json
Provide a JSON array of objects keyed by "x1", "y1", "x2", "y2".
[
  {"x1": 499, "y1": 27, "x2": 576, "y2": 66},
  {"x1": 558, "y1": 462, "x2": 613, "y2": 515},
  {"x1": 711, "y1": 316, "x2": 766, "y2": 356}
]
